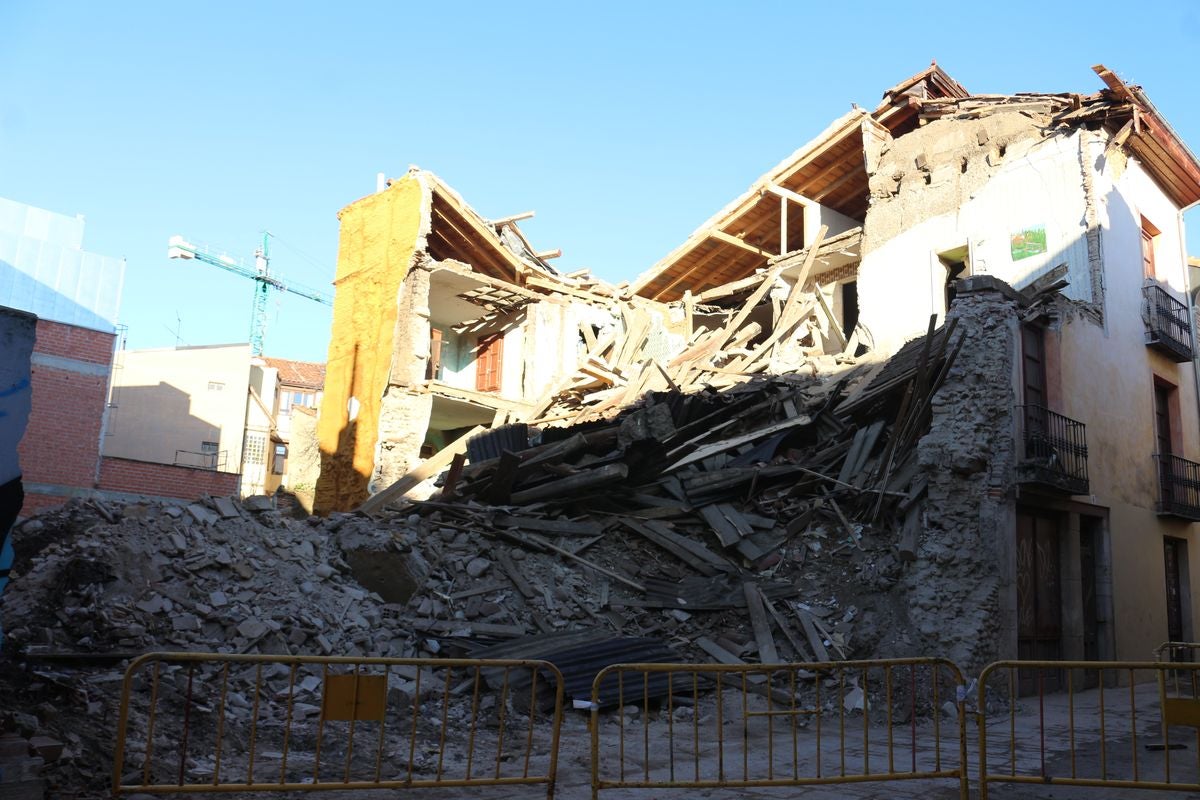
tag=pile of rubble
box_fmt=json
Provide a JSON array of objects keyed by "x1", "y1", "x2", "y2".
[{"x1": 0, "y1": 313, "x2": 963, "y2": 795}]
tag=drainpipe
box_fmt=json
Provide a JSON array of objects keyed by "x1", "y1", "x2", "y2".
[{"x1": 1177, "y1": 203, "x2": 1200, "y2": 448}]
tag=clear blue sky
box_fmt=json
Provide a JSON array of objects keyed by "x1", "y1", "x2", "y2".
[{"x1": 2, "y1": 1, "x2": 1198, "y2": 363}]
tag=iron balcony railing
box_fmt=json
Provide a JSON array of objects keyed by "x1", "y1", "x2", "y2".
[
  {"x1": 1143, "y1": 284, "x2": 1194, "y2": 362},
  {"x1": 1154, "y1": 453, "x2": 1200, "y2": 520},
  {"x1": 173, "y1": 449, "x2": 228, "y2": 471},
  {"x1": 1015, "y1": 404, "x2": 1089, "y2": 495}
]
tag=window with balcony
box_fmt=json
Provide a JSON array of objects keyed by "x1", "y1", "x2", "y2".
[
  {"x1": 1143, "y1": 284, "x2": 1193, "y2": 362},
  {"x1": 1015, "y1": 324, "x2": 1089, "y2": 494},
  {"x1": 1153, "y1": 378, "x2": 1200, "y2": 520}
]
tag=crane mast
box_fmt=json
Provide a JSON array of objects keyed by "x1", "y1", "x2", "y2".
[{"x1": 167, "y1": 232, "x2": 332, "y2": 355}]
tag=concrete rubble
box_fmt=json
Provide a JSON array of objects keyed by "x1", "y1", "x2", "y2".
[{"x1": 0, "y1": 295, "x2": 1004, "y2": 796}]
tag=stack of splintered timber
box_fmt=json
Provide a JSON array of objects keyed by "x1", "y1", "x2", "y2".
[
  {"x1": 365, "y1": 316, "x2": 964, "y2": 665},
  {"x1": 525, "y1": 228, "x2": 845, "y2": 427}
]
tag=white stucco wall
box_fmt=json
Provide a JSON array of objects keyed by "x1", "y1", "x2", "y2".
[{"x1": 859, "y1": 131, "x2": 1094, "y2": 354}]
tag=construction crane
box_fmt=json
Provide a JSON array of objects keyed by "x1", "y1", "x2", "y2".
[{"x1": 167, "y1": 232, "x2": 332, "y2": 356}]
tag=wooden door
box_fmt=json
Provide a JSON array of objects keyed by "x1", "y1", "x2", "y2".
[
  {"x1": 1165, "y1": 537, "x2": 1185, "y2": 648},
  {"x1": 1021, "y1": 325, "x2": 1047, "y2": 409},
  {"x1": 1156, "y1": 383, "x2": 1174, "y2": 507},
  {"x1": 1142, "y1": 222, "x2": 1157, "y2": 280},
  {"x1": 1017, "y1": 510, "x2": 1063, "y2": 693},
  {"x1": 475, "y1": 333, "x2": 504, "y2": 393},
  {"x1": 1155, "y1": 383, "x2": 1173, "y2": 456}
]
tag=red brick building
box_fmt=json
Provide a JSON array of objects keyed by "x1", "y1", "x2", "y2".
[{"x1": 1, "y1": 197, "x2": 239, "y2": 512}]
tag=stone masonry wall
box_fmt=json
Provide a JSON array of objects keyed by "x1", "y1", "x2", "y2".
[
  {"x1": 374, "y1": 262, "x2": 434, "y2": 493},
  {"x1": 905, "y1": 278, "x2": 1020, "y2": 671}
]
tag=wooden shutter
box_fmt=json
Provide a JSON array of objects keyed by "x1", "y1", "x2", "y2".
[
  {"x1": 1142, "y1": 218, "x2": 1158, "y2": 280},
  {"x1": 476, "y1": 333, "x2": 503, "y2": 392},
  {"x1": 1021, "y1": 325, "x2": 1047, "y2": 408},
  {"x1": 1155, "y1": 383, "x2": 1173, "y2": 456}
]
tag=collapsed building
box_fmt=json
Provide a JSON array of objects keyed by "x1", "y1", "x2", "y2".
[
  {"x1": 316, "y1": 63, "x2": 1200, "y2": 670},
  {"x1": 5, "y1": 61, "x2": 1200, "y2": 796}
]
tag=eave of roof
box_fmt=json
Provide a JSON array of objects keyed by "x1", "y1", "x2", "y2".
[{"x1": 1092, "y1": 64, "x2": 1200, "y2": 209}]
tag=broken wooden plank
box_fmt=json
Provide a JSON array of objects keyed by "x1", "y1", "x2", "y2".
[
  {"x1": 793, "y1": 605, "x2": 831, "y2": 662},
  {"x1": 411, "y1": 619, "x2": 527, "y2": 637},
  {"x1": 441, "y1": 452, "x2": 467, "y2": 500},
  {"x1": 761, "y1": 594, "x2": 815, "y2": 662},
  {"x1": 448, "y1": 582, "x2": 508, "y2": 601},
  {"x1": 617, "y1": 517, "x2": 729, "y2": 576},
  {"x1": 492, "y1": 513, "x2": 604, "y2": 536},
  {"x1": 666, "y1": 414, "x2": 813, "y2": 471},
  {"x1": 360, "y1": 424, "x2": 486, "y2": 513},
  {"x1": 508, "y1": 463, "x2": 628, "y2": 505},
  {"x1": 519, "y1": 532, "x2": 645, "y2": 593},
  {"x1": 484, "y1": 450, "x2": 523, "y2": 504},
  {"x1": 494, "y1": 549, "x2": 535, "y2": 599},
  {"x1": 743, "y1": 582, "x2": 780, "y2": 664},
  {"x1": 813, "y1": 283, "x2": 848, "y2": 352},
  {"x1": 699, "y1": 504, "x2": 743, "y2": 548}
]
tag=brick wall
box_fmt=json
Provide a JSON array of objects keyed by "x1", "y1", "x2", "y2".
[
  {"x1": 28, "y1": 318, "x2": 115, "y2": 364},
  {"x1": 98, "y1": 456, "x2": 239, "y2": 500},
  {"x1": 18, "y1": 319, "x2": 115, "y2": 512}
]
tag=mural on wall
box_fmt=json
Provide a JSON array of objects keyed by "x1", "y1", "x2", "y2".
[{"x1": 1010, "y1": 225, "x2": 1048, "y2": 262}]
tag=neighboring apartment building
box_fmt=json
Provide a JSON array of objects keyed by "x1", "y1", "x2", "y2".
[
  {"x1": 628, "y1": 63, "x2": 1200, "y2": 666},
  {"x1": 0, "y1": 196, "x2": 124, "y2": 513},
  {"x1": 319, "y1": 64, "x2": 1200, "y2": 670},
  {"x1": 104, "y1": 345, "x2": 324, "y2": 498},
  {"x1": 315, "y1": 171, "x2": 630, "y2": 511}
]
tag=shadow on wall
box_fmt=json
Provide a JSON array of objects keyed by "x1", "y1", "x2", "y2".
[
  {"x1": 314, "y1": 344, "x2": 368, "y2": 515},
  {"x1": 0, "y1": 260, "x2": 118, "y2": 333},
  {"x1": 105, "y1": 383, "x2": 227, "y2": 469}
]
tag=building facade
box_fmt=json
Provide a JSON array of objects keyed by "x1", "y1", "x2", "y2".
[
  {"x1": 319, "y1": 65, "x2": 1200, "y2": 668},
  {"x1": 0, "y1": 196, "x2": 124, "y2": 513}
]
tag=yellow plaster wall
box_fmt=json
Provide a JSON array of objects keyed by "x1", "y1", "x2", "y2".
[{"x1": 315, "y1": 176, "x2": 427, "y2": 513}]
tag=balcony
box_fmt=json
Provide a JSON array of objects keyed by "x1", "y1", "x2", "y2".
[
  {"x1": 1155, "y1": 453, "x2": 1200, "y2": 520},
  {"x1": 1143, "y1": 284, "x2": 1194, "y2": 363},
  {"x1": 174, "y1": 449, "x2": 228, "y2": 471},
  {"x1": 1015, "y1": 405, "x2": 1089, "y2": 495}
]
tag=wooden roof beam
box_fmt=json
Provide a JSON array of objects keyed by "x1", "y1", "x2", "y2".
[
  {"x1": 763, "y1": 182, "x2": 816, "y2": 207},
  {"x1": 649, "y1": 243, "x2": 731, "y2": 301},
  {"x1": 708, "y1": 229, "x2": 777, "y2": 259},
  {"x1": 429, "y1": 211, "x2": 513, "y2": 281},
  {"x1": 490, "y1": 211, "x2": 536, "y2": 226}
]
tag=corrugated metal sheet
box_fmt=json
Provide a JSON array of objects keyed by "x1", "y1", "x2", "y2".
[
  {"x1": 472, "y1": 631, "x2": 683, "y2": 708},
  {"x1": 467, "y1": 423, "x2": 530, "y2": 462}
]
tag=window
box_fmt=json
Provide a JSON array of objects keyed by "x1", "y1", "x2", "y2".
[
  {"x1": 201, "y1": 441, "x2": 219, "y2": 454},
  {"x1": 938, "y1": 245, "x2": 971, "y2": 312},
  {"x1": 243, "y1": 434, "x2": 267, "y2": 466},
  {"x1": 1142, "y1": 216, "x2": 1160, "y2": 280},
  {"x1": 475, "y1": 332, "x2": 504, "y2": 393},
  {"x1": 208, "y1": 381, "x2": 225, "y2": 391},
  {"x1": 427, "y1": 328, "x2": 445, "y2": 381},
  {"x1": 272, "y1": 444, "x2": 287, "y2": 475},
  {"x1": 1021, "y1": 324, "x2": 1047, "y2": 409},
  {"x1": 279, "y1": 389, "x2": 315, "y2": 415}
]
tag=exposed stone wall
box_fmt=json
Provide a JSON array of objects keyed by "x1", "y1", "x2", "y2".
[
  {"x1": 863, "y1": 111, "x2": 1045, "y2": 255},
  {"x1": 905, "y1": 278, "x2": 1020, "y2": 670},
  {"x1": 372, "y1": 263, "x2": 435, "y2": 494}
]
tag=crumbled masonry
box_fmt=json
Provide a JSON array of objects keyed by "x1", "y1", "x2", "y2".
[{"x1": 0, "y1": 291, "x2": 1011, "y2": 794}]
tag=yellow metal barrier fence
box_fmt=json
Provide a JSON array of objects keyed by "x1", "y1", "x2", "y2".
[
  {"x1": 589, "y1": 658, "x2": 968, "y2": 799},
  {"x1": 977, "y1": 659, "x2": 1200, "y2": 798},
  {"x1": 113, "y1": 652, "x2": 564, "y2": 797}
]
